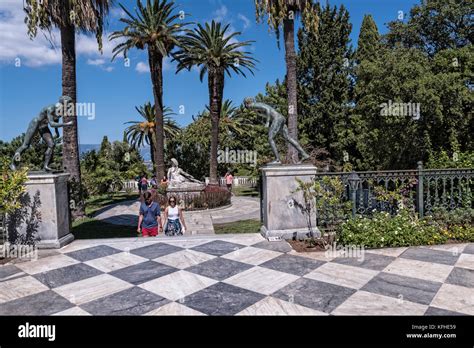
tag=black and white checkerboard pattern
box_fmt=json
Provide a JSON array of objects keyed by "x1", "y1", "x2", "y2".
[{"x1": 1, "y1": 235, "x2": 473, "y2": 316}]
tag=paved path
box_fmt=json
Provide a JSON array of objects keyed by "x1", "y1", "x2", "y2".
[
  {"x1": 1, "y1": 234, "x2": 472, "y2": 316},
  {"x1": 94, "y1": 196, "x2": 260, "y2": 235}
]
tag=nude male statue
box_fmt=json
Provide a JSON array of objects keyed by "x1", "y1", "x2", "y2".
[
  {"x1": 10, "y1": 96, "x2": 74, "y2": 172},
  {"x1": 244, "y1": 97, "x2": 310, "y2": 164}
]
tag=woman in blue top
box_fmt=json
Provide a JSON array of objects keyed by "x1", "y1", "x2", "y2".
[{"x1": 137, "y1": 191, "x2": 161, "y2": 237}]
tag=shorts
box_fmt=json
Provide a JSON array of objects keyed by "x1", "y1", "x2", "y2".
[{"x1": 142, "y1": 226, "x2": 158, "y2": 237}]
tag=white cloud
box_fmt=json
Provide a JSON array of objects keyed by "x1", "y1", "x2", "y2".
[
  {"x1": 213, "y1": 5, "x2": 228, "y2": 22},
  {"x1": 136, "y1": 61, "x2": 150, "y2": 74},
  {"x1": 87, "y1": 58, "x2": 106, "y2": 66},
  {"x1": 136, "y1": 57, "x2": 173, "y2": 74},
  {"x1": 0, "y1": 0, "x2": 61, "y2": 67},
  {"x1": 238, "y1": 14, "x2": 251, "y2": 30},
  {"x1": 0, "y1": 0, "x2": 121, "y2": 68}
]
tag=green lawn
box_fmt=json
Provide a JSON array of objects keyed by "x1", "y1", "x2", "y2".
[
  {"x1": 85, "y1": 192, "x2": 138, "y2": 216},
  {"x1": 232, "y1": 186, "x2": 259, "y2": 197},
  {"x1": 214, "y1": 219, "x2": 261, "y2": 234},
  {"x1": 72, "y1": 217, "x2": 137, "y2": 239}
]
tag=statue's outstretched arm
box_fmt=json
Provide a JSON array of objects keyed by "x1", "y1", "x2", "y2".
[{"x1": 48, "y1": 110, "x2": 72, "y2": 128}]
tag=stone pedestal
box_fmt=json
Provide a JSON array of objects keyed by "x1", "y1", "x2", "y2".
[
  {"x1": 23, "y1": 172, "x2": 74, "y2": 249},
  {"x1": 260, "y1": 164, "x2": 320, "y2": 239}
]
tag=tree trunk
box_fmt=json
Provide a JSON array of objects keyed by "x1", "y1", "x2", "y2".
[
  {"x1": 148, "y1": 47, "x2": 165, "y2": 180},
  {"x1": 60, "y1": 17, "x2": 85, "y2": 218},
  {"x1": 208, "y1": 68, "x2": 224, "y2": 185},
  {"x1": 148, "y1": 133, "x2": 156, "y2": 171},
  {"x1": 283, "y1": 18, "x2": 299, "y2": 164}
]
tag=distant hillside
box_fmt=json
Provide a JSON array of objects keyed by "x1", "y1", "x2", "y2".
[{"x1": 80, "y1": 144, "x2": 151, "y2": 161}]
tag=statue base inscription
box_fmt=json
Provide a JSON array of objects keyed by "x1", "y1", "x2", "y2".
[
  {"x1": 260, "y1": 164, "x2": 321, "y2": 240},
  {"x1": 24, "y1": 172, "x2": 74, "y2": 249}
]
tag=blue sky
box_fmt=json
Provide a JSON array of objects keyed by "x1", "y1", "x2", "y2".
[{"x1": 0, "y1": 0, "x2": 419, "y2": 144}]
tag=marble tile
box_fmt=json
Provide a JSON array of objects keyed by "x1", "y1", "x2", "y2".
[
  {"x1": 15, "y1": 254, "x2": 79, "y2": 275},
  {"x1": 53, "y1": 306, "x2": 91, "y2": 316},
  {"x1": 364, "y1": 247, "x2": 408, "y2": 258},
  {"x1": 400, "y1": 247, "x2": 460, "y2": 265},
  {"x1": 139, "y1": 270, "x2": 217, "y2": 301},
  {"x1": 424, "y1": 306, "x2": 466, "y2": 316},
  {"x1": 59, "y1": 242, "x2": 99, "y2": 254},
  {"x1": 0, "y1": 290, "x2": 74, "y2": 315},
  {"x1": 0, "y1": 265, "x2": 25, "y2": 282},
  {"x1": 287, "y1": 250, "x2": 338, "y2": 262},
  {"x1": 224, "y1": 234, "x2": 266, "y2": 246},
  {"x1": 65, "y1": 245, "x2": 122, "y2": 262},
  {"x1": 332, "y1": 252, "x2": 395, "y2": 271},
  {"x1": 273, "y1": 278, "x2": 356, "y2": 313},
  {"x1": 361, "y1": 272, "x2": 442, "y2": 305},
  {"x1": 446, "y1": 267, "x2": 474, "y2": 288},
  {"x1": 430, "y1": 284, "x2": 474, "y2": 315},
  {"x1": 33, "y1": 263, "x2": 102, "y2": 288},
  {"x1": 304, "y1": 262, "x2": 378, "y2": 289},
  {"x1": 161, "y1": 239, "x2": 212, "y2": 249},
  {"x1": 463, "y1": 244, "x2": 474, "y2": 254},
  {"x1": 260, "y1": 254, "x2": 325, "y2": 276},
  {"x1": 222, "y1": 247, "x2": 282, "y2": 266},
  {"x1": 224, "y1": 266, "x2": 299, "y2": 295},
  {"x1": 84, "y1": 252, "x2": 147, "y2": 273},
  {"x1": 145, "y1": 302, "x2": 205, "y2": 316},
  {"x1": 109, "y1": 261, "x2": 177, "y2": 285},
  {"x1": 455, "y1": 253, "x2": 474, "y2": 270},
  {"x1": 131, "y1": 243, "x2": 183, "y2": 259},
  {"x1": 191, "y1": 240, "x2": 246, "y2": 257},
  {"x1": 186, "y1": 257, "x2": 253, "y2": 281},
  {"x1": 106, "y1": 241, "x2": 161, "y2": 252},
  {"x1": 80, "y1": 287, "x2": 169, "y2": 315},
  {"x1": 53, "y1": 274, "x2": 133, "y2": 305},
  {"x1": 181, "y1": 282, "x2": 265, "y2": 316},
  {"x1": 383, "y1": 258, "x2": 453, "y2": 283},
  {"x1": 237, "y1": 296, "x2": 327, "y2": 316},
  {"x1": 332, "y1": 291, "x2": 427, "y2": 315},
  {"x1": 154, "y1": 249, "x2": 216, "y2": 269},
  {"x1": 425, "y1": 243, "x2": 467, "y2": 254},
  {"x1": 0, "y1": 276, "x2": 49, "y2": 304},
  {"x1": 251, "y1": 241, "x2": 293, "y2": 253}
]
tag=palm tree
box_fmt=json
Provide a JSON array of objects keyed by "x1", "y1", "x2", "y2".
[
  {"x1": 255, "y1": 0, "x2": 318, "y2": 163},
  {"x1": 174, "y1": 21, "x2": 256, "y2": 185},
  {"x1": 124, "y1": 103, "x2": 180, "y2": 167},
  {"x1": 205, "y1": 99, "x2": 250, "y2": 137},
  {"x1": 24, "y1": 0, "x2": 112, "y2": 218},
  {"x1": 110, "y1": 0, "x2": 187, "y2": 180}
]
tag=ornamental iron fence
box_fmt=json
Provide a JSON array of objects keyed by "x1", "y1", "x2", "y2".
[{"x1": 312, "y1": 162, "x2": 473, "y2": 229}]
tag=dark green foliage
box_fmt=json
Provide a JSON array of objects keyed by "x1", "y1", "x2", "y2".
[{"x1": 81, "y1": 136, "x2": 147, "y2": 196}]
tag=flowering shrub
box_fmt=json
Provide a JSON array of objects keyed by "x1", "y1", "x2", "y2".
[{"x1": 338, "y1": 208, "x2": 474, "y2": 248}]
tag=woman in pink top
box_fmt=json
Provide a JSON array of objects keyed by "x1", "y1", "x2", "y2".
[{"x1": 225, "y1": 171, "x2": 234, "y2": 192}]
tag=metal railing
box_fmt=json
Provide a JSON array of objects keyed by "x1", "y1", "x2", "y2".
[{"x1": 312, "y1": 163, "x2": 473, "y2": 228}]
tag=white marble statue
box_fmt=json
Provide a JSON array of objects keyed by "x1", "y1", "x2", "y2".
[{"x1": 167, "y1": 158, "x2": 203, "y2": 189}]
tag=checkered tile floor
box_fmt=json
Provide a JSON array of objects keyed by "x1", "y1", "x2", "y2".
[{"x1": 1, "y1": 234, "x2": 473, "y2": 316}]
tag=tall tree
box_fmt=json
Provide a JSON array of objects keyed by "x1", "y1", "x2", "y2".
[
  {"x1": 255, "y1": 0, "x2": 318, "y2": 163},
  {"x1": 384, "y1": 0, "x2": 473, "y2": 55},
  {"x1": 174, "y1": 21, "x2": 256, "y2": 185},
  {"x1": 110, "y1": 0, "x2": 188, "y2": 180},
  {"x1": 124, "y1": 103, "x2": 180, "y2": 168},
  {"x1": 356, "y1": 15, "x2": 380, "y2": 62},
  {"x1": 24, "y1": 0, "x2": 112, "y2": 218},
  {"x1": 297, "y1": 3, "x2": 353, "y2": 165}
]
